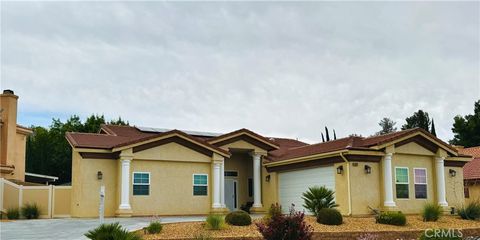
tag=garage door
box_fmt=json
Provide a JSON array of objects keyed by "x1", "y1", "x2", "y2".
[{"x1": 278, "y1": 166, "x2": 335, "y2": 214}]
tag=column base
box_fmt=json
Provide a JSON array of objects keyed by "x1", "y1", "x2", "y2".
[
  {"x1": 250, "y1": 206, "x2": 266, "y2": 213},
  {"x1": 381, "y1": 205, "x2": 398, "y2": 212},
  {"x1": 115, "y1": 208, "x2": 133, "y2": 217},
  {"x1": 210, "y1": 207, "x2": 229, "y2": 214}
]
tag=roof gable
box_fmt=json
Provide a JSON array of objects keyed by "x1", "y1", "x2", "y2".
[{"x1": 208, "y1": 128, "x2": 279, "y2": 151}]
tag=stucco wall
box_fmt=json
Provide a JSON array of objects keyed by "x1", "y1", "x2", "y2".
[
  {"x1": 134, "y1": 142, "x2": 211, "y2": 163},
  {"x1": 23, "y1": 187, "x2": 50, "y2": 218},
  {"x1": 13, "y1": 133, "x2": 27, "y2": 181},
  {"x1": 262, "y1": 167, "x2": 277, "y2": 210},
  {"x1": 3, "y1": 182, "x2": 19, "y2": 209},
  {"x1": 130, "y1": 159, "x2": 211, "y2": 215},
  {"x1": 71, "y1": 152, "x2": 118, "y2": 218},
  {"x1": 465, "y1": 184, "x2": 480, "y2": 204},
  {"x1": 334, "y1": 162, "x2": 349, "y2": 215},
  {"x1": 445, "y1": 166, "x2": 464, "y2": 208},
  {"x1": 349, "y1": 162, "x2": 381, "y2": 215},
  {"x1": 53, "y1": 187, "x2": 71, "y2": 216}
]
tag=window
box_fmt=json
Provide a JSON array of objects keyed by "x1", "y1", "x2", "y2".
[
  {"x1": 225, "y1": 171, "x2": 238, "y2": 177},
  {"x1": 248, "y1": 178, "x2": 253, "y2": 197},
  {"x1": 193, "y1": 174, "x2": 208, "y2": 196},
  {"x1": 133, "y1": 172, "x2": 150, "y2": 196},
  {"x1": 465, "y1": 187, "x2": 470, "y2": 198},
  {"x1": 414, "y1": 168, "x2": 427, "y2": 199},
  {"x1": 395, "y1": 167, "x2": 409, "y2": 199}
]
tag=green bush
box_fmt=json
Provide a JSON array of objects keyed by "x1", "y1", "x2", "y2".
[
  {"x1": 225, "y1": 210, "x2": 252, "y2": 226},
  {"x1": 458, "y1": 201, "x2": 480, "y2": 220},
  {"x1": 21, "y1": 203, "x2": 40, "y2": 219},
  {"x1": 422, "y1": 203, "x2": 442, "y2": 222},
  {"x1": 6, "y1": 208, "x2": 20, "y2": 220},
  {"x1": 316, "y1": 208, "x2": 342, "y2": 225},
  {"x1": 375, "y1": 211, "x2": 406, "y2": 226},
  {"x1": 268, "y1": 203, "x2": 282, "y2": 219},
  {"x1": 146, "y1": 221, "x2": 162, "y2": 234},
  {"x1": 419, "y1": 229, "x2": 463, "y2": 240},
  {"x1": 85, "y1": 222, "x2": 142, "y2": 240},
  {"x1": 302, "y1": 186, "x2": 338, "y2": 217},
  {"x1": 205, "y1": 214, "x2": 224, "y2": 230}
]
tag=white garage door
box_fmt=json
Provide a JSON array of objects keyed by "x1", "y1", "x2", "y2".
[{"x1": 278, "y1": 166, "x2": 335, "y2": 214}]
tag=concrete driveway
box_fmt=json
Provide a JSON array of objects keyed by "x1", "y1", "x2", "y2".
[{"x1": 0, "y1": 216, "x2": 205, "y2": 240}]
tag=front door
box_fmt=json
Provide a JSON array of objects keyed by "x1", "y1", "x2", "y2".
[{"x1": 225, "y1": 178, "x2": 237, "y2": 210}]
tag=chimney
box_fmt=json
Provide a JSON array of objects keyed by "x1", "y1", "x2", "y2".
[{"x1": 0, "y1": 89, "x2": 19, "y2": 166}]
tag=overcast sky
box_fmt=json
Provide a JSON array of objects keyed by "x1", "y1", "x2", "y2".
[{"x1": 1, "y1": 1, "x2": 479, "y2": 143}]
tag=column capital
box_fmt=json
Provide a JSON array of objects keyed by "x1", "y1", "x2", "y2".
[
  {"x1": 385, "y1": 153, "x2": 393, "y2": 159},
  {"x1": 435, "y1": 156, "x2": 445, "y2": 162}
]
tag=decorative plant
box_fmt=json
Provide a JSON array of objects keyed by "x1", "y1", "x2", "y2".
[
  {"x1": 205, "y1": 214, "x2": 224, "y2": 230},
  {"x1": 240, "y1": 202, "x2": 253, "y2": 214},
  {"x1": 375, "y1": 211, "x2": 407, "y2": 226},
  {"x1": 225, "y1": 210, "x2": 251, "y2": 226},
  {"x1": 422, "y1": 203, "x2": 442, "y2": 222},
  {"x1": 85, "y1": 222, "x2": 142, "y2": 240},
  {"x1": 316, "y1": 208, "x2": 343, "y2": 225},
  {"x1": 256, "y1": 204, "x2": 313, "y2": 240},
  {"x1": 458, "y1": 201, "x2": 480, "y2": 220},
  {"x1": 302, "y1": 186, "x2": 338, "y2": 217},
  {"x1": 21, "y1": 203, "x2": 40, "y2": 219},
  {"x1": 145, "y1": 221, "x2": 162, "y2": 234},
  {"x1": 6, "y1": 208, "x2": 20, "y2": 220}
]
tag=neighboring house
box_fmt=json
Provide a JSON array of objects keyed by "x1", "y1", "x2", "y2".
[
  {"x1": 458, "y1": 146, "x2": 480, "y2": 203},
  {"x1": 0, "y1": 90, "x2": 33, "y2": 183},
  {"x1": 66, "y1": 125, "x2": 471, "y2": 217}
]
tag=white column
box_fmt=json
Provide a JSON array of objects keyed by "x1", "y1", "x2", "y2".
[
  {"x1": 252, "y1": 153, "x2": 263, "y2": 208},
  {"x1": 220, "y1": 161, "x2": 225, "y2": 208},
  {"x1": 212, "y1": 162, "x2": 222, "y2": 208},
  {"x1": 119, "y1": 159, "x2": 131, "y2": 210},
  {"x1": 435, "y1": 157, "x2": 448, "y2": 206},
  {"x1": 383, "y1": 153, "x2": 396, "y2": 207}
]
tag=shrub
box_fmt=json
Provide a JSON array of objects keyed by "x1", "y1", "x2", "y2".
[
  {"x1": 458, "y1": 201, "x2": 480, "y2": 220},
  {"x1": 256, "y1": 205, "x2": 313, "y2": 240},
  {"x1": 21, "y1": 203, "x2": 40, "y2": 219},
  {"x1": 302, "y1": 186, "x2": 338, "y2": 217},
  {"x1": 316, "y1": 208, "x2": 343, "y2": 225},
  {"x1": 146, "y1": 221, "x2": 162, "y2": 234},
  {"x1": 6, "y1": 208, "x2": 20, "y2": 220},
  {"x1": 375, "y1": 211, "x2": 406, "y2": 226},
  {"x1": 422, "y1": 203, "x2": 442, "y2": 222},
  {"x1": 225, "y1": 210, "x2": 252, "y2": 226},
  {"x1": 205, "y1": 214, "x2": 224, "y2": 230},
  {"x1": 267, "y1": 203, "x2": 282, "y2": 219},
  {"x1": 419, "y1": 229, "x2": 463, "y2": 240},
  {"x1": 85, "y1": 222, "x2": 142, "y2": 240}
]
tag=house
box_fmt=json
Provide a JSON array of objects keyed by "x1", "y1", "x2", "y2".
[
  {"x1": 66, "y1": 124, "x2": 471, "y2": 217},
  {"x1": 0, "y1": 90, "x2": 33, "y2": 183},
  {"x1": 458, "y1": 146, "x2": 480, "y2": 203}
]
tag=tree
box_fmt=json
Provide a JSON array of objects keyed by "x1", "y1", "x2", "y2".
[
  {"x1": 333, "y1": 129, "x2": 337, "y2": 140},
  {"x1": 321, "y1": 133, "x2": 325, "y2": 142},
  {"x1": 376, "y1": 117, "x2": 397, "y2": 135},
  {"x1": 430, "y1": 119, "x2": 437, "y2": 137},
  {"x1": 325, "y1": 127, "x2": 330, "y2": 141},
  {"x1": 25, "y1": 114, "x2": 129, "y2": 184},
  {"x1": 401, "y1": 110, "x2": 431, "y2": 132},
  {"x1": 450, "y1": 100, "x2": 480, "y2": 147}
]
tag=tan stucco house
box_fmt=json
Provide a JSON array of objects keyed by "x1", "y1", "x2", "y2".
[
  {"x1": 0, "y1": 90, "x2": 33, "y2": 182},
  {"x1": 66, "y1": 125, "x2": 471, "y2": 217},
  {"x1": 458, "y1": 146, "x2": 480, "y2": 203}
]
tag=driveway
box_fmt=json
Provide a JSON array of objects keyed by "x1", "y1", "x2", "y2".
[{"x1": 0, "y1": 216, "x2": 205, "y2": 240}]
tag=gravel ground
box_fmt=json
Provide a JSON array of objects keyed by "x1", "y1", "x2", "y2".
[{"x1": 139, "y1": 215, "x2": 480, "y2": 239}]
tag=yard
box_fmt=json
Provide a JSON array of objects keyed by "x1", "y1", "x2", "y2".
[{"x1": 138, "y1": 215, "x2": 480, "y2": 240}]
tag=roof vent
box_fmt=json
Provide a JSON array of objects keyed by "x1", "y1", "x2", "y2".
[{"x1": 2, "y1": 89, "x2": 14, "y2": 94}]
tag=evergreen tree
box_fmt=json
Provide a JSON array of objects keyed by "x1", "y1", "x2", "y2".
[
  {"x1": 321, "y1": 133, "x2": 325, "y2": 142},
  {"x1": 325, "y1": 126, "x2": 330, "y2": 141},
  {"x1": 450, "y1": 100, "x2": 480, "y2": 147},
  {"x1": 401, "y1": 110, "x2": 431, "y2": 132},
  {"x1": 430, "y1": 119, "x2": 437, "y2": 137},
  {"x1": 333, "y1": 129, "x2": 337, "y2": 140},
  {"x1": 376, "y1": 117, "x2": 397, "y2": 135}
]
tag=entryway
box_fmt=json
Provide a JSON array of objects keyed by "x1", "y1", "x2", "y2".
[{"x1": 224, "y1": 178, "x2": 238, "y2": 211}]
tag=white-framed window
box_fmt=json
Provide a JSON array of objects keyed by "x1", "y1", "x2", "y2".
[
  {"x1": 133, "y1": 172, "x2": 150, "y2": 196},
  {"x1": 395, "y1": 167, "x2": 409, "y2": 199},
  {"x1": 414, "y1": 168, "x2": 427, "y2": 199},
  {"x1": 193, "y1": 174, "x2": 208, "y2": 196}
]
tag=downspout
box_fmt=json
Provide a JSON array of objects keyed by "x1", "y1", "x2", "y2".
[{"x1": 340, "y1": 152, "x2": 352, "y2": 216}]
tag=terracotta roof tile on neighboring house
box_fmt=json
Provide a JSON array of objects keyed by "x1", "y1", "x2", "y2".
[{"x1": 458, "y1": 146, "x2": 480, "y2": 180}]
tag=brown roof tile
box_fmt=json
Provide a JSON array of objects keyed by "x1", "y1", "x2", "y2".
[{"x1": 458, "y1": 146, "x2": 480, "y2": 180}]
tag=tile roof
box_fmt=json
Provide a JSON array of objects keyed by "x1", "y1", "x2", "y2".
[
  {"x1": 266, "y1": 128, "x2": 460, "y2": 162},
  {"x1": 458, "y1": 146, "x2": 480, "y2": 180}
]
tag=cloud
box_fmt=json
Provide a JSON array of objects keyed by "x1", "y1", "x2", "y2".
[{"x1": 1, "y1": 1, "x2": 479, "y2": 143}]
